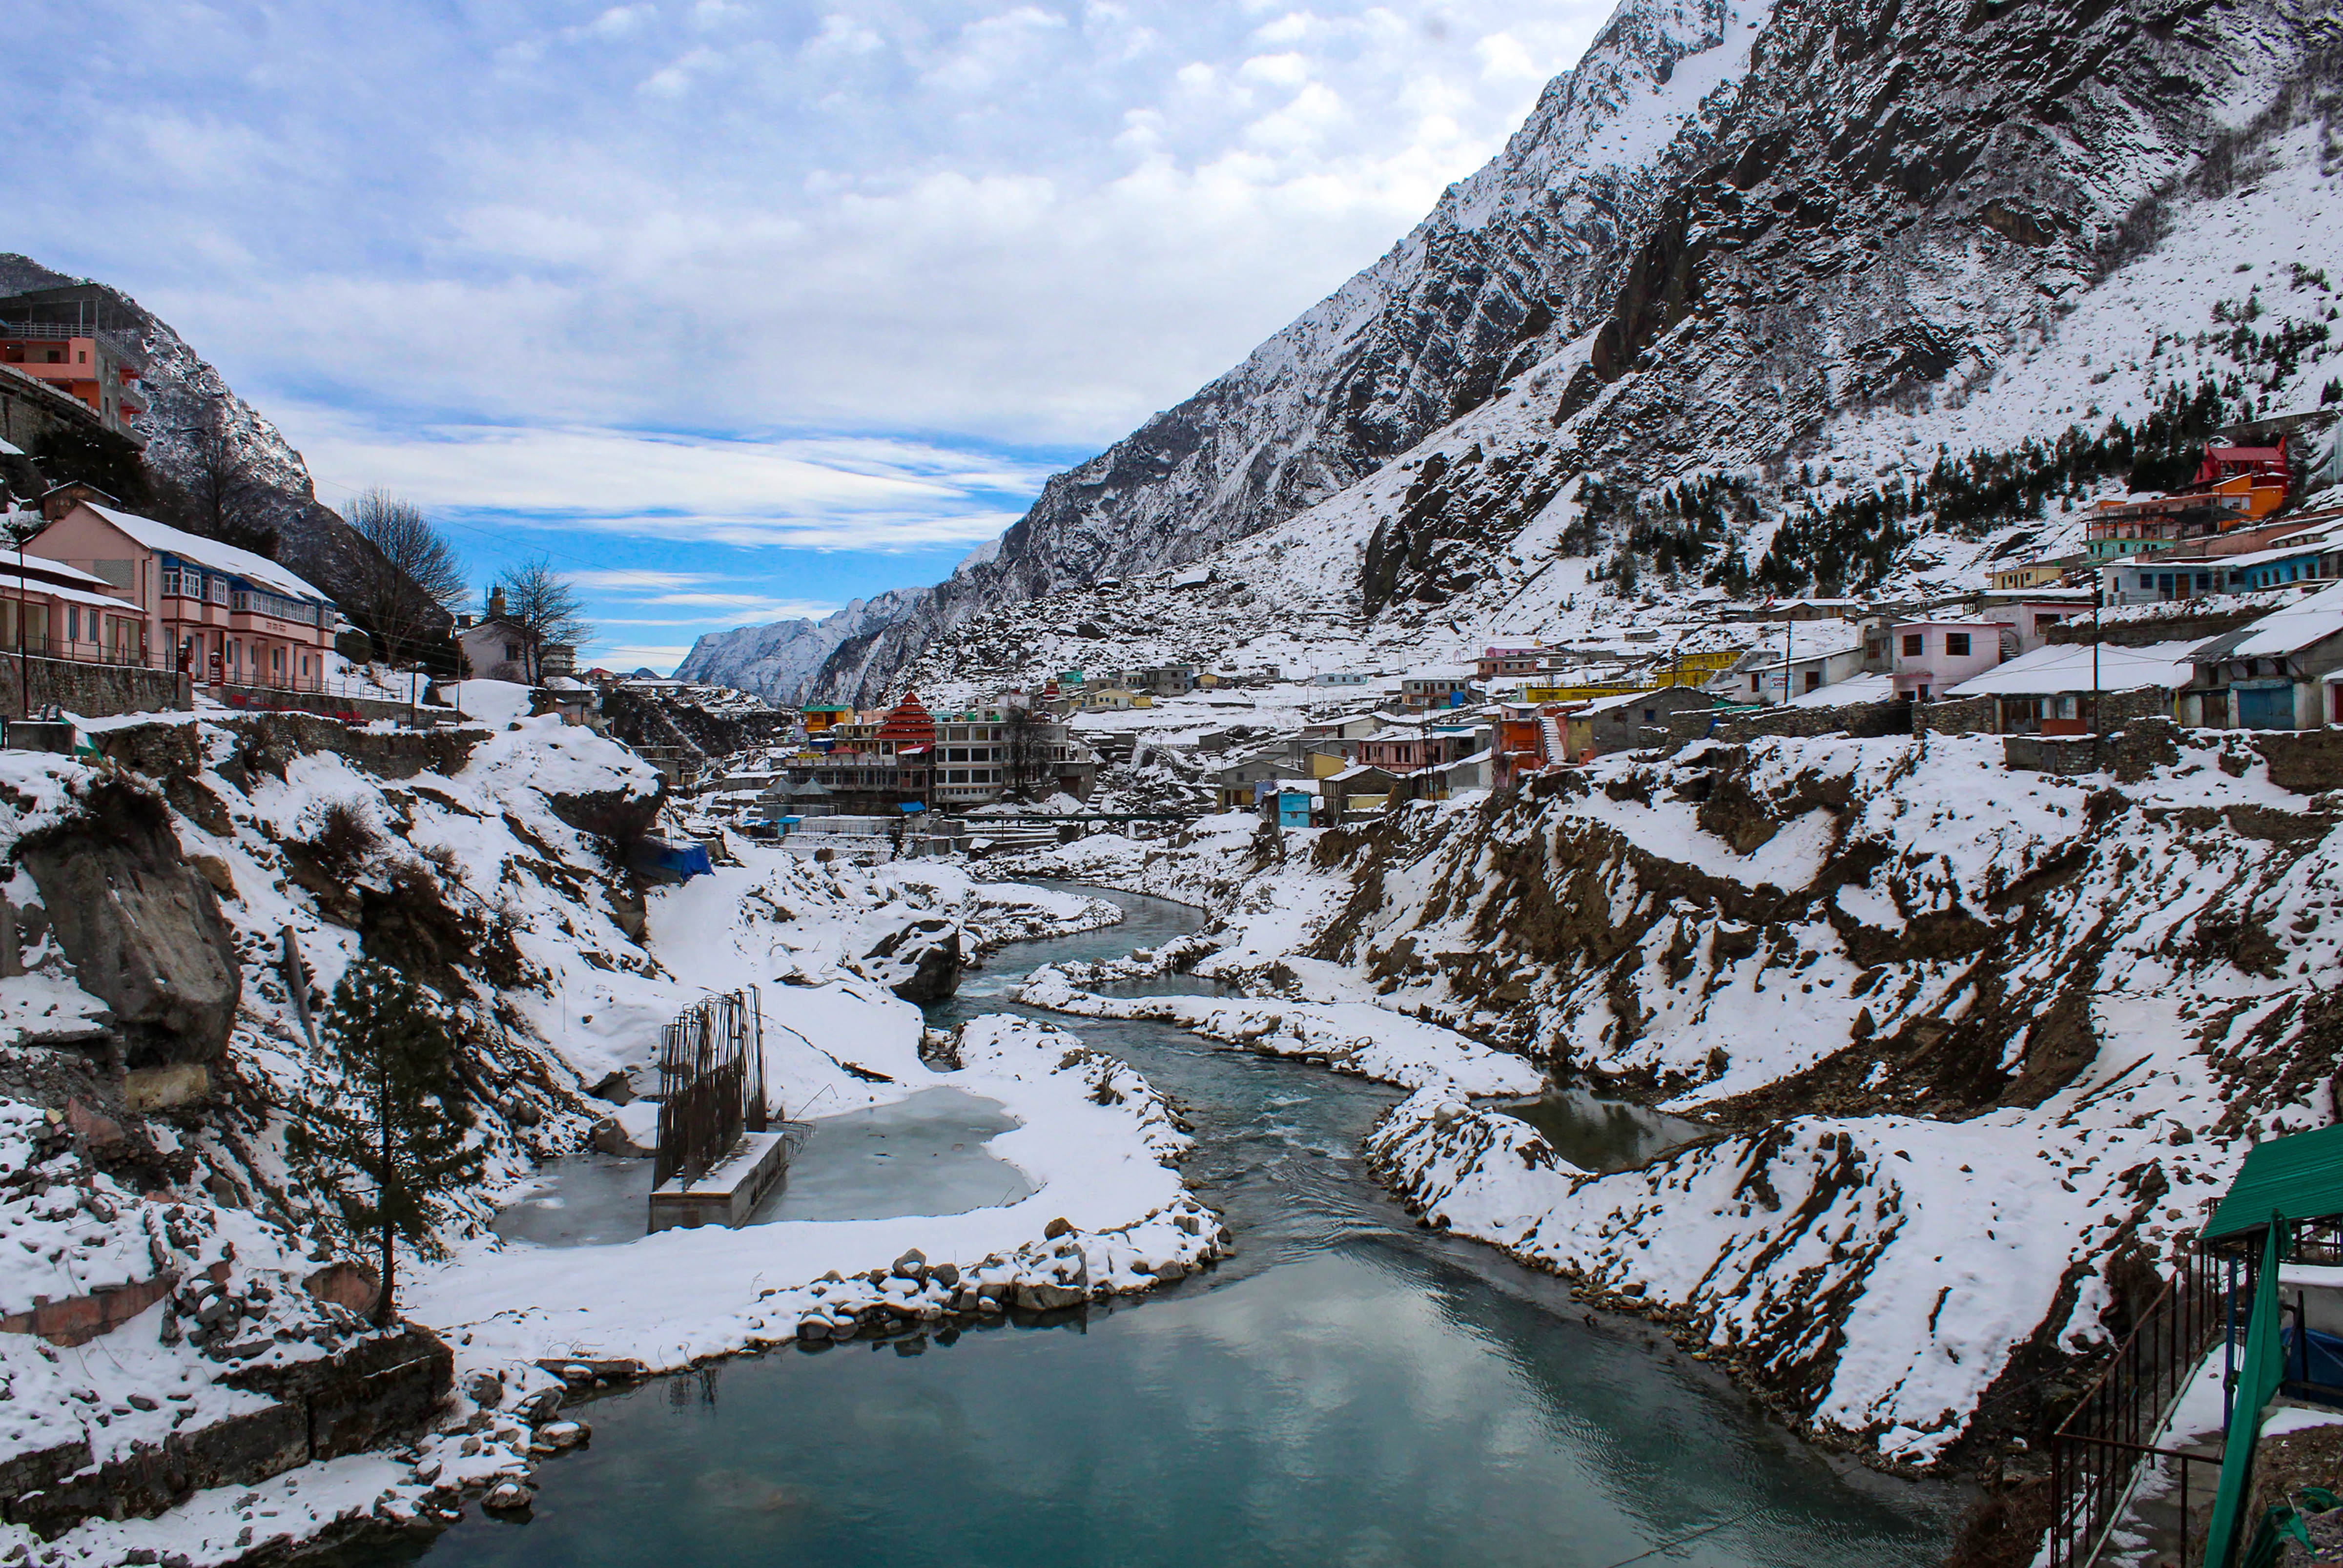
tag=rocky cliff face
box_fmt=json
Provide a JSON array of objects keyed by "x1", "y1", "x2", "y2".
[
  {"x1": 803, "y1": 0, "x2": 2337, "y2": 702},
  {"x1": 0, "y1": 254, "x2": 382, "y2": 608}
]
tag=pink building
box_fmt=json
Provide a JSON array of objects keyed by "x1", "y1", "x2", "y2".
[
  {"x1": 23, "y1": 501, "x2": 338, "y2": 692},
  {"x1": 0, "y1": 553, "x2": 152, "y2": 665},
  {"x1": 1888, "y1": 619, "x2": 2008, "y2": 702}
]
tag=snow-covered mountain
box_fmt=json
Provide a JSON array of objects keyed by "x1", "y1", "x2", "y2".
[
  {"x1": 801, "y1": 0, "x2": 2338, "y2": 704},
  {"x1": 672, "y1": 590, "x2": 922, "y2": 705}
]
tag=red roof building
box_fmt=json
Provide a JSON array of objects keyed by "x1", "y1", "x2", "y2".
[{"x1": 876, "y1": 690, "x2": 936, "y2": 750}]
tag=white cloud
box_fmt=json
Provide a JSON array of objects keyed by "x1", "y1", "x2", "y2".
[
  {"x1": 290, "y1": 412, "x2": 1047, "y2": 552},
  {"x1": 11, "y1": 0, "x2": 1615, "y2": 552},
  {"x1": 576, "y1": 5, "x2": 658, "y2": 41}
]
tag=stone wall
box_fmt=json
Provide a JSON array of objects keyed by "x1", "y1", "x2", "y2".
[
  {"x1": 2003, "y1": 718, "x2": 2184, "y2": 784},
  {"x1": 208, "y1": 686, "x2": 454, "y2": 727},
  {"x1": 2255, "y1": 728, "x2": 2343, "y2": 795},
  {"x1": 1706, "y1": 698, "x2": 1912, "y2": 744},
  {"x1": 91, "y1": 711, "x2": 485, "y2": 787},
  {"x1": 2042, "y1": 605, "x2": 2262, "y2": 648},
  {"x1": 3, "y1": 1326, "x2": 452, "y2": 1537},
  {"x1": 0, "y1": 655, "x2": 185, "y2": 722},
  {"x1": 1916, "y1": 695, "x2": 1995, "y2": 735}
]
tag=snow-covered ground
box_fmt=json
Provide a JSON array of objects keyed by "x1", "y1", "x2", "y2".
[
  {"x1": 0, "y1": 712, "x2": 1226, "y2": 1564},
  {"x1": 996, "y1": 722, "x2": 2343, "y2": 1470}
]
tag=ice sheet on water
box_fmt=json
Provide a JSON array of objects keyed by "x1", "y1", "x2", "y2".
[{"x1": 489, "y1": 1087, "x2": 1037, "y2": 1247}]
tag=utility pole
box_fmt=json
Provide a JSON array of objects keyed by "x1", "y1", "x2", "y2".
[
  {"x1": 2092, "y1": 561, "x2": 2104, "y2": 769},
  {"x1": 15, "y1": 524, "x2": 25, "y2": 722}
]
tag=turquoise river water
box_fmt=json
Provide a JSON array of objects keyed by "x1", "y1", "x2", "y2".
[{"x1": 336, "y1": 882, "x2": 1958, "y2": 1567}]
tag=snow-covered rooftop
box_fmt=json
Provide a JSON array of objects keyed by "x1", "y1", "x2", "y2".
[
  {"x1": 1945, "y1": 640, "x2": 2199, "y2": 697},
  {"x1": 2204, "y1": 581, "x2": 2343, "y2": 659},
  {"x1": 80, "y1": 503, "x2": 330, "y2": 604}
]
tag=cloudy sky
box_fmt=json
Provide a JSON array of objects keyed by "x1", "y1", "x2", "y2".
[{"x1": 12, "y1": 1, "x2": 1607, "y2": 670}]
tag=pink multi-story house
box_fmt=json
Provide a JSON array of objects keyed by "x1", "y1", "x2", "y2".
[{"x1": 23, "y1": 501, "x2": 339, "y2": 690}]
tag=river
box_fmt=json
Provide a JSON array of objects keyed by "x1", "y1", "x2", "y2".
[{"x1": 336, "y1": 882, "x2": 1958, "y2": 1567}]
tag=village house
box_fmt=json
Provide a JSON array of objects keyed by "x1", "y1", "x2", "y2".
[
  {"x1": 456, "y1": 588, "x2": 576, "y2": 681},
  {"x1": 1354, "y1": 721, "x2": 1490, "y2": 774},
  {"x1": 1945, "y1": 641, "x2": 2197, "y2": 734},
  {"x1": 1473, "y1": 641, "x2": 1546, "y2": 681},
  {"x1": 1323, "y1": 763, "x2": 1407, "y2": 819},
  {"x1": 1124, "y1": 664, "x2": 1195, "y2": 697},
  {"x1": 1987, "y1": 560, "x2": 2072, "y2": 592},
  {"x1": 24, "y1": 500, "x2": 337, "y2": 691},
  {"x1": 1564, "y1": 687, "x2": 1718, "y2": 759},
  {"x1": 0, "y1": 553, "x2": 153, "y2": 668},
  {"x1": 800, "y1": 702, "x2": 851, "y2": 733},
  {"x1": 1312, "y1": 670, "x2": 1371, "y2": 687},
  {"x1": 2085, "y1": 492, "x2": 2242, "y2": 562},
  {"x1": 1213, "y1": 751, "x2": 1315, "y2": 812},
  {"x1": 1881, "y1": 618, "x2": 2007, "y2": 703},
  {"x1": 2178, "y1": 583, "x2": 2343, "y2": 729},
  {"x1": 1715, "y1": 637, "x2": 1866, "y2": 703},
  {"x1": 1399, "y1": 664, "x2": 1478, "y2": 710}
]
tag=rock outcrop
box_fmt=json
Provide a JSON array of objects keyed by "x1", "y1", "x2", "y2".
[
  {"x1": 857, "y1": 918, "x2": 964, "y2": 1005},
  {"x1": 16, "y1": 778, "x2": 240, "y2": 1066}
]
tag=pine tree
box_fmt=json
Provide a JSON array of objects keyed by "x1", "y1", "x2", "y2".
[{"x1": 289, "y1": 960, "x2": 485, "y2": 1326}]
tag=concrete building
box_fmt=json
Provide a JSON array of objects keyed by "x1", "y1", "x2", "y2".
[
  {"x1": 25, "y1": 501, "x2": 337, "y2": 692},
  {"x1": 1885, "y1": 619, "x2": 2008, "y2": 703},
  {"x1": 1399, "y1": 664, "x2": 1478, "y2": 710},
  {"x1": 0, "y1": 290, "x2": 145, "y2": 436}
]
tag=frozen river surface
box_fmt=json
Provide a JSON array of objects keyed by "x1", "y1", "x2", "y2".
[{"x1": 349, "y1": 880, "x2": 1958, "y2": 1567}]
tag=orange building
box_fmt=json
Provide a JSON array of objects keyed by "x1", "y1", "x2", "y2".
[{"x1": 0, "y1": 326, "x2": 143, "y2": 435}]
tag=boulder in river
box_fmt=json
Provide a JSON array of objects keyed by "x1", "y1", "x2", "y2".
[{"x1": 858, "y1": 918, "x2": 964, "y2": 1004}]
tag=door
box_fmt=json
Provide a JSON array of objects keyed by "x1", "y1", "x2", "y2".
[{"x1": 2238, "y1": 684, "x2": 2295, "y2": 729}]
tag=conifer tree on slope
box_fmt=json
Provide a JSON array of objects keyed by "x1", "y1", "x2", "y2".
[{"x1": 290, "y1": 959, "x2": 485, "y2": 1327}]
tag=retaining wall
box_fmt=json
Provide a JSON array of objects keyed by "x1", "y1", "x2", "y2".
[
  {"x1": 2, "y1": 1325, "x2": 452, "y2": 1537},
  {"x1": 0, "y1": 656, "x2": 185, "y2": 722}
]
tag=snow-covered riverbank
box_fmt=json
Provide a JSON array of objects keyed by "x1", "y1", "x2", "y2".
[
  {"x1": 995, "y1": 728, "x2": 2343, "y2": 1472},
  {"x1": 0, "y1": 715, "x2": 1230, "y2": 1566}
]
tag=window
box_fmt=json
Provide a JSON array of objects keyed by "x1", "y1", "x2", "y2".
[
  {"x1": 505, "y1": 643, "x2": 522, "y2": 661},
  {"x1": 67, "y1": 607, "x2": 80, "y2": 642},
  {"x1": 1902, "y1": 633, "x2": 1923, "y2": 657},
  {"x1": 1945, "y1": 634, "x2": 1971, "y2": 657}
]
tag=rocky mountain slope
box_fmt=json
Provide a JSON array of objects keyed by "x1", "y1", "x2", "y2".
[
  {"x1": 999, "y1": 721, "x2": 2343, "y2": 1477},
  {"x1": 0, "y1": 253, "x2": 383, "y2": 608},
  {"x1": 672, "y1": 591, "x2": 920, "y2": 706},
  {"x1": 798, "y1": 0, "x2": 2338, "y2": 704}
]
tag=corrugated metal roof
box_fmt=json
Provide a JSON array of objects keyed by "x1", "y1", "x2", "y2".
[{"x1": 2203, "y1": 1124, "x2": 2343, "y2": 1241}]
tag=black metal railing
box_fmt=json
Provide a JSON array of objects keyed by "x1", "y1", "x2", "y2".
[
  {"x1": 652, "y1": 986, "x2": 767, "y2": 1191},
  {"x1": 2047, "y1": 1245, "x2": 2226, "y2": 1568}
]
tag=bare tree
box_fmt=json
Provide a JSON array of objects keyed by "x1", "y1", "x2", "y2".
[
  {"x1": 1001, "y1": 704, "x2": 1055, "y2": 798},
  {"x1": 172, "y1": 397, "x2": 277, "y2": 557},
  {"x1": 496, "y1": 557, "x2": 591, "y2": 683},
  {"x1": 346, "y1": 490, "x2": 465, "y2": 667}
]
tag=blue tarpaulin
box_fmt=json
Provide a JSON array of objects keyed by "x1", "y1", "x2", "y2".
[{"x1": 634, "y1": 836, "x2": 713, "y2": 882}]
